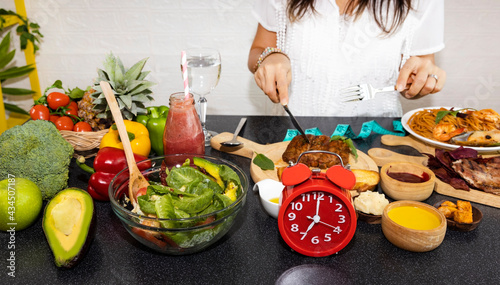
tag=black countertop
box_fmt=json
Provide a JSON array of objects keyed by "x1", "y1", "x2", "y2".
[{"x1": 3, "y1": 115, "x2": 500, "y2": 284}]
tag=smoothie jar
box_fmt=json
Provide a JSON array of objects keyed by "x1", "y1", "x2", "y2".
[{"x1": 163, "y1": 92, "x2": 205, "y2": 156}]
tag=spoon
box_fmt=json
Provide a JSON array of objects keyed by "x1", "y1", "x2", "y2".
[
  {"x1": 220, "y1": 118, "x2": 247, "y2": 147},
  {"x1": 100, "y1": 81, "x2": 149, "y2": 208}
]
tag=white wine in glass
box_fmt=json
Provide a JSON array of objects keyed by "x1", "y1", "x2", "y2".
[{"x1": 184, "y1": 48, "x2": 221, "y2": 146}]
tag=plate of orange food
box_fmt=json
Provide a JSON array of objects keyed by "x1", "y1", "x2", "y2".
[{"x1": 401, "y1": 107, "x2": 500, "y2": 154}]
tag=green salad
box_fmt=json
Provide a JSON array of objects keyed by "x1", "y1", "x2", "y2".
[{"x1": 135, "y1": 157, "x2": 243, "y2": 248}]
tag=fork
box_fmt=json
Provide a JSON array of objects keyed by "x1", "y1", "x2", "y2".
[{"x1": 339, "y1": 84, "x2": 396, "y2": 102}]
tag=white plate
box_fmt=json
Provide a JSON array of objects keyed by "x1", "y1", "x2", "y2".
[{"x1": 401, "y1": 107, "x2": 500, "y2": 154}]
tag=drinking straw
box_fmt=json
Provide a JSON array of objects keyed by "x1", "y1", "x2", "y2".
[{"x1": 181, "y1": 51, "x2": 189, "y2": 100}]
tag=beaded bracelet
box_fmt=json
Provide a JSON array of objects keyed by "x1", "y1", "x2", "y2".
[{"x1": 253, "y1": 47, "x2": 289, "y2": 72}]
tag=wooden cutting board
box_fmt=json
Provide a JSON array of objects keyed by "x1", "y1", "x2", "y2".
[
  {"x1": 371, "y1": 135, "x2": 500, "y2": 208},
  {"x1": 211, "y1": 132, "x2": 378, "y2": 183}
]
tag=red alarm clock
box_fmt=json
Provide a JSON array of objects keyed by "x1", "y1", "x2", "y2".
[{"x1": 278, "y1": 151, "x2": 357, "y2": 257}]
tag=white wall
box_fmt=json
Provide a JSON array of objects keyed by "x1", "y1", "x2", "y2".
[{"x1": 3, "y1": 0, "x2": 500, "y2": 117}]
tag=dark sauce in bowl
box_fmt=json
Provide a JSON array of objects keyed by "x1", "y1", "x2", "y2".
[{"x1": 387, "y1": 171, "x2": 430, "y2": 183}]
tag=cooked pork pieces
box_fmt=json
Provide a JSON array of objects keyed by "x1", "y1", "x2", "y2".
[
  {"x1": 282, "y1": 135, "x2": 351, "y2": 168},
  {"x1": 452, "y1": 156, "x2": 500, "y2": 194},
  {"x1": 426, "y1": 147, "x2": 500, "y2": 195}
]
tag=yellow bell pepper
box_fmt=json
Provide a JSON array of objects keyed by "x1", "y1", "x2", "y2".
[{"x1": 100, "y1": 120, "x2": 151, "y2": 157}]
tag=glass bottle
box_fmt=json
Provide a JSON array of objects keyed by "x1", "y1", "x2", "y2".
[{"x1": 163, "y1": 92, "x2": 205, "y2": 156}]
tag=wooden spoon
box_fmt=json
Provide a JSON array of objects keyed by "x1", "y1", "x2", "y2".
[{"x1": 100, "y1": 81, "x2": 149, "y2": 207}]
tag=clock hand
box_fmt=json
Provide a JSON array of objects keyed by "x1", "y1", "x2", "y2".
[
  {"x1": 318, "y1": 220, "x2": 338, "y2": 229},
  {"x1": 307, "y1": 216, "x2": 337, "y2": 229},
  {"x1": 300, "y1": 220, "x2": 316, "y2": 240},
  {"x1": 315, "y1": 195, "x2": 321, "y2": 216}
]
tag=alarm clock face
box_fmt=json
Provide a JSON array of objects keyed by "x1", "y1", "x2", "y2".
[{"x1": 279, "y1": 189, "x2": 356, "y2": 257}]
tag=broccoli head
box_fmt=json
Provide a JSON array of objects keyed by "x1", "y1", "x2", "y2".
[{"x1": 0, "y1": 120, "x2": 74, "y2": 200}]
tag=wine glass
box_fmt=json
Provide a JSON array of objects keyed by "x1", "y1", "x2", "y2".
[{"x1": 183, "y1": 48, "x2": 221, "y2": 146}]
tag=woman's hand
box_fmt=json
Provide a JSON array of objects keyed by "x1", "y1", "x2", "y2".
[
  {"x1": 248, "y1": 24, "x2": 293, "y2": 105},
  {"x1": 254, "y1": 53, "x2": 292, "y2": 104},
  {"x1": 396, "y1": 54, "x2": 446, "y2": 99}
]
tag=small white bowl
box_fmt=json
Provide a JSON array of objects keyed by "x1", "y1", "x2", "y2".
[{"x1": 254, "y1": 179, "x2": 284, "y2": 218}]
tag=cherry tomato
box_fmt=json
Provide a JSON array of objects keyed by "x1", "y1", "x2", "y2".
[
  {"x1": 65, "y1": 101, "x2": 78, "y2": 117},
  {"x1": 55, "y1": 116, "x2": 74, "y2": 131},
  {"x1": 29, "y1": 105, "x2": 50, "y2": 120},
  {"x1": 136, "y1": 187, "x2": 148, "y2": 198},
  {"x1": 73, "y1": 121, "x2": 93, "y2": 132},
  {"x1": 49, "y1": 115, "x2": 60, "y2": 124},
  {"x1": 47, "y1": 92, "x2": 70, "y2": 110}
]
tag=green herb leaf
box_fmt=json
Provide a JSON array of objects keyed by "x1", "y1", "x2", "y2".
[
  {"x1": 435, "y1": 108, "x2": 474, "y2": 124},
  {"x1": 253, "y1": 153, "x2": 275, "y2": 170},
  {"x1": 435, "y1": 110, "x2": 455, "y2": 124},
  {"x1": 330, "y1": 136, "x2": 358, "y2": 160},
  {"x1": 68, "y1": 86, "x2": 85, "y2": 100}
]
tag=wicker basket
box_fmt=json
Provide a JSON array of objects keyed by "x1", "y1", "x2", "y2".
[{"x1": 59, "y1": 129, "x2": 109, "y2": 152}]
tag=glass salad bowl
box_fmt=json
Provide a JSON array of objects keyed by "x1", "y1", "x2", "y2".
[{"x1": 109, "y1": 154, "x2": 249, "y2": 255}]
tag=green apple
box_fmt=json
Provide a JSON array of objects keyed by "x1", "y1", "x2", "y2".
[{"x1": 0, "y1": 177, "x2": 43, "y2": 231}]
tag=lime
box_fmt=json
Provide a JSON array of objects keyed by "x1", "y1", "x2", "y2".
[{"x1": 0, "y1": 177, "x2": 43, "y2": 231}]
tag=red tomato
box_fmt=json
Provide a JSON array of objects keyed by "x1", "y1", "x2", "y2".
[
  {"x1": 47, "y1": 92, "x2": 70, "y2": 110},
  {"x1": 136, "y1": 187, "x2": 148, "y2": 198},
  {"x1": 55, "y1": 116, "x2": 74, "y2": 131},
  {"x1": 65, "y1": 101, "x2": 78, "y2": 116},
  {"x1": 73, "y1": 121, "x2": 92, "y2": 132},
  {"x1": 29, "y1": 105, "x2": 50, "y2": 120},
  {"x1": 49, "y1": 115, "x2": 60, "y2": 124}
]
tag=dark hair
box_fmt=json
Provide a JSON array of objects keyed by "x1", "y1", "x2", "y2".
[{"x1": 287, "y1": 0, "x2": 413, "y2": 34}]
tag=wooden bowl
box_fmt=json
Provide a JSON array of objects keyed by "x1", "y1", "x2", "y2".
[
  {"x1": 433, "y1": 200, "x2": 483, "y2": 232},
  {"x1": 380, "y1": 162, "x2": 436, "y2": 201},
  {"x1": 382, "y1": 200, "x2": 446, "y2": 252},
  {"x1": 356, "y1": 210, "x2": 382, "y2": 224}
]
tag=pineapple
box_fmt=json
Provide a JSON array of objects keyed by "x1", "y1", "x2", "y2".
[
  {"x1": 78, "y1": 88, "x2": 110, "y2": 130},
  {"x1": 77, "y1": 52, "x2": 155, "y2": 130}
]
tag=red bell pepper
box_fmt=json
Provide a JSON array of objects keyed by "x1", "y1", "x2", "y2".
[{"x1": 86, "y1": 147, "x2": 151, "y2": 201}]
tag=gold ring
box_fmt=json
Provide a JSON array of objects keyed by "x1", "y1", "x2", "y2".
[{"x1": 428, "y1": 74, "x2": 438, "y2": 81}]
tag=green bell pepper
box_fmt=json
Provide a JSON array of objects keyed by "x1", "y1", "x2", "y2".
[{"x1": 136, "y1": 105, "x2": 169, "y2": 155}]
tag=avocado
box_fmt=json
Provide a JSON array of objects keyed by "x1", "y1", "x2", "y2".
[
  {"x1": 42, "y1": 188, "x2": 95, "y2": 268},
  {"x1": 193, "y1": 157, "x2": 224, "y2": 189}
]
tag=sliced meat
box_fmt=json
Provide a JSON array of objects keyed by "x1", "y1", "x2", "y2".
[
  {"x1": 282, "y1": 135, "x2": 351, "y2": 168},
  {"x1": 452, "y1": 157, "x2": 500, "y2": 194}
]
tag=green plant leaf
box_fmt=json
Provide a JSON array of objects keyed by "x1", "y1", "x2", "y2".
[
  {"x1": 0, "y1": 31, "x2": 11, "y2": 55},
  {"x1": 0, "y1": 49, "x2": 15, "y2": 70},
  {"x1": 43, "y1": 79, "x2": 63, "y2": 96},
  {"x1": 68, "y1": 86, "x2": 85, "y2": 100},
  {"x1": 0, "y1": 65, "x2": 34, "y2": 80},
  {"x1": 124, "y1": 57, "x2": 147, "y2": 81},
  {"x1": 4, "y1": 102, "x2": 29, "y2": 115},
  {"x1": 253, "y1": 153, "x2": 275, "y2": 170},
  {"x1": 1, "y1": 87, "x2": 35, "y2": 95}
]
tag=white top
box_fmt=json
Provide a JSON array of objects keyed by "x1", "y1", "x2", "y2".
[{"x1": 253, "y1": 0, "x2": 445, "y2": 117}]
